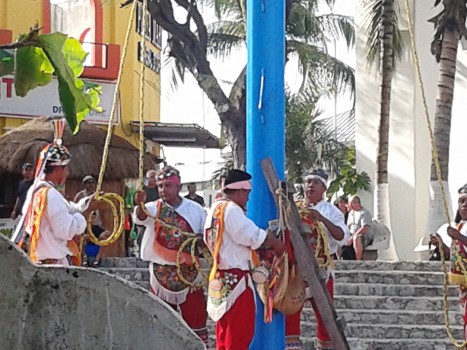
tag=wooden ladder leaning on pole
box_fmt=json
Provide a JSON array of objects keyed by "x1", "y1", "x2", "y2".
[{"x1": 261, "y1": 158, "x2": 349, "y2": 350}]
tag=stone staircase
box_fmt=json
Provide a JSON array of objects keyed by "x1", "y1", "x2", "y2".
[{"x1": 99, "y1": 259, "x2": 463, "y2": 350}]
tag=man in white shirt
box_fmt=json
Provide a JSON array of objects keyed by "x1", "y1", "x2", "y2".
[
  {"x1": 25, "y1": 143, "x2": 97, "y2": 266},
  {"x1": 204, "y1": 169, "x2": 285, "y2": 350},
  {"x1": 134, "y1": 166, "x2": 208, "y2": 345},
  {"x1": 286, "y1": 168, "x2": 349, "y2": 350},
  {"x1": 347, "y1": 195, "x2": 373, "y2": 261}
]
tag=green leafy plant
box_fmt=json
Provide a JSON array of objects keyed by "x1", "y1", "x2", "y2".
[
  {"x1": 1, "y1": 26, "x2": 102, "y2": 134},
  {"x1": 326, "y1": 147, "x2": 371, "y2": 199}
]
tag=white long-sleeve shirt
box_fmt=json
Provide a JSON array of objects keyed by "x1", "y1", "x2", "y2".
[
  {"x1": 204, "y1": 201, "x2": 267, "y2": 271},
  {"x1": 26, "y1": 181, "x2": 87, "y2": 261},
  {"x1": 133, "y1": 198, "x2": 207, "y2": 264},
  {"x1": 313, "y1": 200, "x2": 350, "y2": 255}
]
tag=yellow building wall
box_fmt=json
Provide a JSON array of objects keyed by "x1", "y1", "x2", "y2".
[{"x1": 0, "y1": 0, "x2": 161, "y2": 152}]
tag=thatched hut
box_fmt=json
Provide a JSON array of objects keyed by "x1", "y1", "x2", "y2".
[{"x1": 0, "y1": 117, "x2": 158, "y2": 257}]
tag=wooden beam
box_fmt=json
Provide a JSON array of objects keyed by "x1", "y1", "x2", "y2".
[{"x1": 261, "y1": 158, "x2": 349, "y2": 350}]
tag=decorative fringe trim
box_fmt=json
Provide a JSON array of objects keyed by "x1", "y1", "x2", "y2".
[
  {"x1": 192, "y1": 326, "x2": 208, "y2": 345},
  {"x1": 449, "y1": 272, "x2": 467, "y2": 288},
  {"x1": 285, "y1": 335, "x2": 301, "y2": 349},
  {"x1": 149, "y1": 262, "x2": 189, "y2": 305},
  {"x1": 207, "y1": 275, "x2": 254, "y2": 322},
  {"x1": 316, "y1": 338, "x2": 333, "y2": 350}
]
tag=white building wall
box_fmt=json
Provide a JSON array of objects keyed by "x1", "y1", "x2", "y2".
[{"x1": 354, "y1": 0, "x2": 463, "y2": 260}]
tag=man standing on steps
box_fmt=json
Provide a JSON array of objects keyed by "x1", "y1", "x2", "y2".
[
  {"x1": 133, "y1": 166, "x2": 209, "y2": 345},
  {"x1": 286, "y1": 168, "x2": 349, "y2": 350},
  {"x1": 204, "y1": 169, "x2": 286, "y2": 350},
  {"x1": 446, "y1": 183, "x2": 467, "y2": 344}
]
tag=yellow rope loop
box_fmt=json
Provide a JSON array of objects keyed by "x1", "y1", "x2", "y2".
[
  {"x1": 86, "y1": 2, "x2": 136, "y2": 248},
  {"x1": 276, "y1": 188, "x2": 331, "y2": 269},
  {"x1": 86, "y1": 193, "x2": 125, "y2": 246},
  {"x1": 403, "y1": 0, "x2": 465, "y2": 347},
  {"x1": 175, "y1": 236, "x2": 211, "y2": 288}
]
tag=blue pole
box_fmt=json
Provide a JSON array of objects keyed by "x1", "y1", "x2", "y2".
[{"x1": 246, "y1": 0, "x2": 285, "y2": 348}]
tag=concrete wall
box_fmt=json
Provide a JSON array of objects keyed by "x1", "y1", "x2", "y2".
[
  {"x1": 355, "y1": 0, "x2": 467, "y2": 260},
  {"x1": 0, "y1": 234, "x2": 204, "y2": 350}
]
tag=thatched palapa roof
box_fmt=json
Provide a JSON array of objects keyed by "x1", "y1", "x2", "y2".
[{"x1": 0, "y1": 117, "x2": 156, "y2": 180}]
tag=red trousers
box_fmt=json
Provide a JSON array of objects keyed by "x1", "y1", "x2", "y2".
[
  {"x1": 151, "y1": 288, "x2": 208, "y2": 345},
  {"x1": 286, "y1": 277, "x2": 334, "y2": 349},
  {"x1": 216, "y1": 287, "x2": 255, "y2": 350}
]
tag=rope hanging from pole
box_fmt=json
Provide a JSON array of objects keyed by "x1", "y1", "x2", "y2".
[
  {"x1": 86, "y1": 1, "x2": 138, "y2": 247},
  {"x1": 402, "y1": 0, "x2": 465, "y2": 347}
]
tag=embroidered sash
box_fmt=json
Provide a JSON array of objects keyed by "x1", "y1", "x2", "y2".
[
  {"x1": 152, "y1": 200, "x2": 200, "y2": 291},
  {"x1": 449, "y1": 223, "x2": 467, "y2": 287},
  {"x1": 26, "y1": 186, "x2": 49, "y2": 263},
  {"x1": 296, "y1": 201, "x2": 330, "y2": 267},
  {"x1": 205, "y1": 200, "x2": 256, "y2": 321},
  {"x1": 26, "y1": 186, "x2": 81, "y2": 265}
]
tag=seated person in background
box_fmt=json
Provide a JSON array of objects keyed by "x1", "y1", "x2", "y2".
[
  {"x1": 334, "y1": 195, "x2": 349, "y2": 224},
  {"x1": 83, "y1": 212, "x2": 111, "y2": 267},
  {"x1": 347, "y1": 195, "x2": 373, "y2": 261}
]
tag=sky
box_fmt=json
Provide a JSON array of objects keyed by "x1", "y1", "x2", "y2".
[{"x1": 160, "y1": 0, "x2": 356, "y2": 183}]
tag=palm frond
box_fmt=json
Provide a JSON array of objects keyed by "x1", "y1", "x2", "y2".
[
  {"x1": 206, "y1": 20, "x2": 245, "y2": 59},
  {"x1": 287, "y1": 40, "x2": 355, "y2": 96},
  {"x1": 285, "y1": 88, "x2": 348, "y2": 182},
  {"x1": 316, "y1": 13, "x2": 355, "y2": 49},
  {"x1": 198, "y1": 0, "x2": 243, "y2": 20},
  {"x1": 362, "y1": 0, "x2": 404, "y2": 69}
]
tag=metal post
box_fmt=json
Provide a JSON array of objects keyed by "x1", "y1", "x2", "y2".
[{"x1": 246, "y1": 0, "x2": 286, "y2": 348}]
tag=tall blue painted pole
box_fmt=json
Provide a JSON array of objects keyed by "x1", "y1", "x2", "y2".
[{"x1": 246, "y1": 0, "x2": 286, "y2": 348}]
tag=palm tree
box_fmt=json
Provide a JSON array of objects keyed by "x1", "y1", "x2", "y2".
[
  {"x1": 285, "y1": 89, "x2": 348, "y2": 183},
  {"x1": 426, "y1": 0, "x2": 467, "y2": 233},
  {"x1": 150, "y1": 0, "x2": 355, "y2": 167},
  {"x1": 362, "y1": 0, "x2": 404, "y2": 260},
  {"x1": 207, "y1": 0, "x2": 355, "y2": 97}
]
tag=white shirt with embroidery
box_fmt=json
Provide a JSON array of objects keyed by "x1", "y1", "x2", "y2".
[
  {"x1": 204, "y1": 201, "x2": 267, "y2": 271},
  {"x1": 133, "y1": 198, "x2": 207, "y2": 265},
  {"x1": 25, "y1": 181, "x2": 87, "y2": 261},
  {"x1": 313, "y1": 200, "x2": 350, "y2": 255}
]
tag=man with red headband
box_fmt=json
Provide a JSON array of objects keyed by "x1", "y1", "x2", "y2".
[
  {"x1": 204, "y1": 169, "x2": 286, "y2": 350},
  {"x1": 22, "y1": 143, "x2": 97, "y2": 266},
  {"x1": 286, "y1": 168, "x2": 349, "y2": 350},
  {"x1": 134, "y1": 165, "x2": 208, "y2": 345}
]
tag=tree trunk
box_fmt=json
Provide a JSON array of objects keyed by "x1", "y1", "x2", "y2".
[
  {"x1": 426, "y1": 28, "x2": 459, "y2": 234},
  {"x1": 375, "y1": 0, "x2": 398, "y2": 260}
]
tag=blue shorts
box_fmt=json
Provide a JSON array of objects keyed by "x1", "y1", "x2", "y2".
[{"x1": 84, "y1": 244, "x2": 99, "y2": 257}]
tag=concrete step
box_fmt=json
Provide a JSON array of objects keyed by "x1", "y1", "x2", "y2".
[
  {"x1": 301, "y1": 309, "x2": 462, "y2": 326},
  {"x1": 335, "y1": 269, "x2": 447, "y2": 285},
  {"x1": 101, "y1": 266, "x2": 452, "y2": 287},
  {"x1": 100, "y1": 258, "x2": 451, "y2": 273},
  {"x1": 301, "y1": 322, "x2": 463, "y2": 340},
  {"x1": 333, "y1": 295, "x2": 460, "y2": 311},
  {"x1": 301, "y1": 337, "x2": 458, "y2": 350},
  {"x1": 334, "y1": 260, "x2": 449, "y2": 272},
  {"x1": 335, "y1": 282, "x2": 458, "y2": 297}
]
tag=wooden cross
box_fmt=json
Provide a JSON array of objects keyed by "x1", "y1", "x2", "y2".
[{"x1": 261, "y1": 158, "x2": 349, "y2": 350}]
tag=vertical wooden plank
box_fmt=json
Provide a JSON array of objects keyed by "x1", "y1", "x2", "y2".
[{"x1": 261, "y1": 158, "x2": 349, "y2": 350}]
